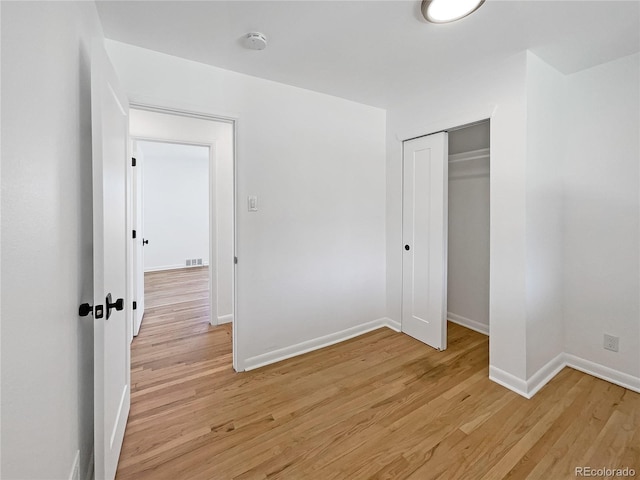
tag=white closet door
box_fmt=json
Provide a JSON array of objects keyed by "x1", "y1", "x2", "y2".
[{"x1": 402, "y1": 132, "x2": 448, "y2": 350}]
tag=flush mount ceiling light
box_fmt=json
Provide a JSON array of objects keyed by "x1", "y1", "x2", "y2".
[
  {"x1": 421, "y1": 0, "x2": 485, "y2": 23},
  {"x1": 244, "y1": 32, "x2": 268, "y2": 50}
]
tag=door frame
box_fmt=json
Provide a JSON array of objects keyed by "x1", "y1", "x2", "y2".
[
  {"x1": 128, "y1": 102, "x2": 239, "y2": 372},
  {"x1": 131, "y1": 136, "x2": 215, "y2": 330},
  {"x1": 400, "y1": 117, "x2": 492, "y2": 346}
]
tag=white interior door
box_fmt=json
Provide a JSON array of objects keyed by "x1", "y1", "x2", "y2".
[
  {"x1": 91, "y1": 41, "x2": 130, "y2": 480},
  {"x1": 402, "y1": 132, "x2": 448, "y2": 350},
  {"x1": 133, "y1": 146, "x2": 145, "y2": 336}
]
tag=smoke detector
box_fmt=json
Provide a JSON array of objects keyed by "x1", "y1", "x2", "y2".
[{"x1": 244, "y1": 32, "x2": 268, "y2": 50}]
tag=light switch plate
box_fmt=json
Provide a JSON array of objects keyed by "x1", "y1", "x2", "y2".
[{"x1": 248, "y1": 195, "x2": 258, "y2": 212}]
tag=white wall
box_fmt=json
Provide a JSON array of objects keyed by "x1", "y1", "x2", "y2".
[
  {"x1": 1, "y1": 2, "x2": 103, "y2": 478},
  {"x1": 563, "y1": 53, "x2": 640, "y2": 379},
  {"x1": 386, "y1": 52, "x2": 529, "y2": 381},
  {"x1": 525, "y1": 52, "x2": 566, "y2": 377},
  {"x1": 107, "y1": 41, "x2": 387, "y2": 369},
  {"x1": 139, "y1": 141, "x2": 209, "y2": 271},
  {"x1": 447, "y1": 124, "x2": 490, "y2": 331}
]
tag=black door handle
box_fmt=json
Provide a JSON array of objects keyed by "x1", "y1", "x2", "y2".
[
  {"x1": 405, "y1": 245, "x2": 410, "y2": 251},
  {"x1": 79, "y1": 303, "x2": 93, "y2": 317},
  {"x1": 106, "y1": 293, "x2": 124, "y2": 320},
  {"x1": 143, "y1": 239, "x2": 149, "y2": 245}
]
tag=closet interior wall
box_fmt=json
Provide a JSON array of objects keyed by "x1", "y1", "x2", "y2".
[{"x1": 447, "y1": 121, "x2": 491, "y2": 335}]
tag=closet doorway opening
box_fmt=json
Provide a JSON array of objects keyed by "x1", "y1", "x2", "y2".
[
  {"x1": 401, "y1": 119, "x2": 490, "y2": 351},
  {"x1": 447, "y1": 120, "x2": 490, "y2": 338}
]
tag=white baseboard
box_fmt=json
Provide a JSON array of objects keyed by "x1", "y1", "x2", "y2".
[
  {"x1": 564, "y1": 353, "x2": 640, "y2": 393},
  {"x1": 490, "y1": 352, "x2": 640, "y2": 399},
  {"x1": 489, "y1": 353, "x2": 565, "y2": 399},
  {"x1": 217, "y1": 314, "x2": 233, "y2": 324},
  {"x1": 386, "y1": 318, "x2": 401, "y2": 332},
  {"x1": 69, "y1": 450, "x2": 80, "y2": 480},
  {"x1": 447, "y1": 312, "x2": 489, "y2": 336},
  {"x1": 525, "y1": 353, "x2": 566, "y2": 398},
  {"x1": 244, "y1": 317, "x2": 399, "y2": 371},
  {"x1": 144, "y1": 262, "x2": 209, "y2": 273},
  {"x1": 489, "y1": 365, "x2": 529, "y2": 397}
]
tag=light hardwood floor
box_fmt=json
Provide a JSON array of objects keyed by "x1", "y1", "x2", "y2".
[{"x1": 117, "y1": 267, "x2": 639, "y2": 479}]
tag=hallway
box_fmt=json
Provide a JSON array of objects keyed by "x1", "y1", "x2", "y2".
[{"x1": 117, "y1": 267, "x2": 233, "y2": 478}]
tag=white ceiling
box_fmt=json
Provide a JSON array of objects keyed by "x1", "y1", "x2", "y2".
[{"x1": 96, "y1": 0, "x2": 640, "y2": 108}]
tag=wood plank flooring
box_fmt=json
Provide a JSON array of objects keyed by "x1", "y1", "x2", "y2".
[{"x1": 117, "y1": 267, "x2": 640, "y2": 479}]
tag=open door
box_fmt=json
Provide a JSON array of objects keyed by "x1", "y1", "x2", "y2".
[
  {"x1": 91, "y1": 41, "x2": 130, "y2": 480},
  {"x1": 133, "y1": 145, "x2": 145, "y2": 336},
  {"x1": 402, "y1": 132, "x2": 448, "y2": 350}
]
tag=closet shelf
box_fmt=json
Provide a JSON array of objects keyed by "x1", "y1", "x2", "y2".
[{"x1": 449, "y1": 147, "x2": 490, "y2": 164}]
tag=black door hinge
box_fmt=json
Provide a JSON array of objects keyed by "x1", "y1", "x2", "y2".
[
  {"x1": 133, "y1": 301, "x2": 137, "y2": 310},
  {"x1": 234, "y1": 256, "x2": 238, "y2": 264},
  {"x1": 132, "y1": 157, "x2": 137, "y2": 167},
  {"x1": 132, "y1": 230, "x2": 137, "y2": 239}
]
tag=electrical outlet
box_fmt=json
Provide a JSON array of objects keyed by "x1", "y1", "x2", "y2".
[{"x1": 603, "y1": 334, "x2": 619, "y2": 352}]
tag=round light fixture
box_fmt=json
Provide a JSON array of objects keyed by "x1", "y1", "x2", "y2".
[
  {"x1": 244, "y1": 32, "x2": 268, "y2": 50},
  {"x1": 421, "y1": 0, "x2": 485, "y2": 23}
]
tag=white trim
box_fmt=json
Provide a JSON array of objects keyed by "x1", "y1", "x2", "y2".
[
  {"x1": 133, "y1": 135, "x2": 213, "y2": 148},
  {"x1": 525, "y1": 353, "x2": 566, "y2": 398},
  {"x1": 144, "y1": 263, "x2": 210, "y2": 273},
  {"x1": 129, "y1": 99, "x2": 238, "y2": 124},
  {"x1": 84, "y1": 451, "x2": 95, "y2": 480},
  {"x1": 244, "y1": 318, "x2": 399, "y2": 371},
  {"x1": 208, "y1": 141, "x2": 217, "y2": 328},
  {"x1": 385, "y1": 318, "x2": 402, "y2": 332},
  {"x1": 489, "y1": 365, "x2": 529, "y2": 397},
  {"x1": 232, "y1": 118, "x2": 239, "y2": 372},
  {"x1": 68, "y1": 450, "x2": 80, "y2": 480},
  {"x1": 565, "y1": 354, "x2": 640, "y2": 394},
  {"x1": 395, "y1": 108, "x2": 496, "y2": 143},
  {"x1": 217, "y1": 314, "x2": 233, "y2": 324},
  {"x1": 447, "y1": 312, "x2": 489, "y2": 336},
  {"x1": 490, "y1": 353, "x2": 640, "y2": 399}
]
